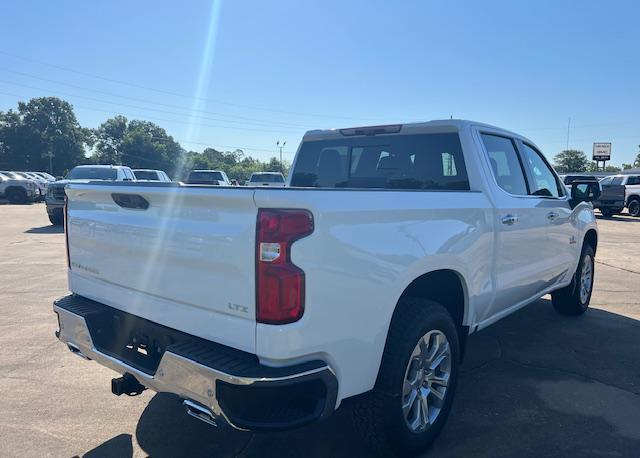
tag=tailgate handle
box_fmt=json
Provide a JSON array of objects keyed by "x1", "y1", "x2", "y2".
[{"x1": 111, "y1": 193, "x2": 149, "y2": 210}]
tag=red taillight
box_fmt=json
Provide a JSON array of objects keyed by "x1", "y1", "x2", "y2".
[
  {"x1": 64, "y1": 196, "x2": 70, "y2": 269},
  {"x1": 256, "y1": 209, "x2": 313, "y2": 324}
]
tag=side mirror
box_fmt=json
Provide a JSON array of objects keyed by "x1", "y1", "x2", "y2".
[{"x1": 570, "y1": 180, "x2": 601, "y2": 208}]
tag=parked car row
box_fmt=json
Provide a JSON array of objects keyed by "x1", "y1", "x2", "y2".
[
  {"x1": 184, "y1": 170, "x2": 286, "y2": 187},
  {"x1": 0, "y1": 170, "x2": 54, "y2": 204},
  {"x1": 42, "y1": 165, "x2": 289, "y2": 225}
]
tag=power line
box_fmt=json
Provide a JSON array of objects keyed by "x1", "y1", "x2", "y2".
[
  {"x1": 0, "y1": 79, "x2": 304, "y2": 131},
  {"x1": 0, "y1": 88, "x2": 295, "y2": 155},
  {"x1": 0, "y1": 67, "x2": 312, "y2": 129},
  {"x1": 2, "y1": 63, "x2": 636, "y2": 137},
  {"x1": 148, "y1": 136, "x2": 295, "y2": 154},
  {"x1": 0, "y1": 50, "x2": 386, "y2": 122},
  {"x1": 0, "y1": 88, "x2": 303, "y2": 135}
]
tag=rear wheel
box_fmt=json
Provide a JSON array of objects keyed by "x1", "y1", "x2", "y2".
[
  {"x1": 7, "y1": 188, "x2": 28, "y2": 204},
  {"x1": 628, "y1": 198, "x2": 640, "y2": 217},
  {"x1": 551, "y1": 243, "x2": 595, "y2": 315},
  {"x1": 352, "y1": 298, "x2": 459, "y2": 456}
]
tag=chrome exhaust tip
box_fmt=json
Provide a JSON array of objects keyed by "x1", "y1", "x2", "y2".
[{"x1": 183, "y1": 400, "x2": 218, "y2": 427}]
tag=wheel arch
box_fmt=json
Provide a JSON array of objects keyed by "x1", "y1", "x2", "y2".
[
  {"x1": 627, "y1": 193, "x2": 640, "y2": 204},
  {"x1": 392, "y1": 269, "x2": 469, "y2": 360},
  {"x1": 584, "y1": 228, "x2": 598, "y2": 254}
]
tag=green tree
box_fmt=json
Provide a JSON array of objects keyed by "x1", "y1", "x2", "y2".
[
  {"x1": 604, "y1": 165, "x2": 621, "y2": 172},
  {"x1": 553, "y1": 149, "x2": 588, "y2": 173},
  {"x1": 622, "y1": 163, "x2": 632, "y2": 170},
  {"x1": 93, "y1": 115, "x2": 128, "y2": 164},
  {"x1": 93, "y1": 117, "x2": 185, "y2": 178},
  {"x1": 121, "y1": 121, "x2": 184, "y2": 177},
  {"x1": 634, "y1": 148, "x2": 640, "y2": 168},
  {"x1": 0, "y1": 97, "x2": 90, "y2": 175}
]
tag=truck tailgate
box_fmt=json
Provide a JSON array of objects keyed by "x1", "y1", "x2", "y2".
[{"x1": 65, "y1": 183, "x2": 258, "y2": 353}]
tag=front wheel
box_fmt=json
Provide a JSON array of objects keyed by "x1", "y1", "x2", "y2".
[
  {"x1": 352, "y1": 298, "x2": 459, "y2": 456},
  {"x1": 628, "y1": 199, "x2": 640, "y2": 217},
  {"x1": 551, "y1": 243, "x2": 595, "y2": 315},
  {"x1": 7, "y1": 188, "x2": 28, "y2": 204}
]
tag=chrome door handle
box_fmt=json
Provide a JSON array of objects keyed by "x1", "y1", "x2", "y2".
[
  {"x1": 501, "y1": 214, "x2": 519, "y2": 225},
  {"x1": 547, "y1": 211, "x2": 559, "y2": 221}
]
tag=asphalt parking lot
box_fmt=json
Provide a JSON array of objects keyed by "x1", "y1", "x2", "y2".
[{"x1": 1, "y1": 203, "x2": 639, "y2": 457}]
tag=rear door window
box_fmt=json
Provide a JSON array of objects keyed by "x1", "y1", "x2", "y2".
[
  {"x1": 290, "y1": 133, "x2": 469, "y2": 190},
  {"x1": 627, "y1": 176, "x2": 640, "y2": 185},
  {"x1": 520, "y1": 143, "x2": 563, "y2": 197},
  {"x1": 480, "y1": 134, "x2": 528, "y2": 196}
]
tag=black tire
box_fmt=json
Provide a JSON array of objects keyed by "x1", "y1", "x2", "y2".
[
  {"x1": 551, "y1": 243, "x2": 595, "y2": 316},
  {"x1": 7, "y1": 188, "x2": 28, "y2": 204},
  {"x1": 628, "y1": 198, "x2": 640, "y2": 217},
  {"x1": 352, "y1": 298, "x2": 460, "y2": 456},
  {"x1": 48, "y1": 213, "x2": 64, "y2": 226}
]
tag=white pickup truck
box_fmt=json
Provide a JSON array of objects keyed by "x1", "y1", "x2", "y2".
[{"x1": 54, "y1": 120, "x2": 600, "y2": 456}]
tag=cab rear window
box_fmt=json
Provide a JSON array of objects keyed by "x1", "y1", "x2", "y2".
[
  {"x1": 290, "y1": 133, "x2": 469, "y2": 190},
  {"x1": 250, "y1": 174, "x2": 284, "y2": 183},
  {"x1": 134, "y1": 171, "x2": 159, "y2": 180},
  {"x1": 188, "y1": 171, "x2": 223, "y2": 182}
]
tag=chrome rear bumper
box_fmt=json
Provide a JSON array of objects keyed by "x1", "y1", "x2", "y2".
[{"x1": 54, "y1": 295, "x2": 337, "y2": 431}]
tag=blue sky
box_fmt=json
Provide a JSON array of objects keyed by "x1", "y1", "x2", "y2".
[{"x1": 1, "y1": 0, "x2": 639, "y2": 165}]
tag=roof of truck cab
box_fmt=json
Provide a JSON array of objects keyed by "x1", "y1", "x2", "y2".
[
  {"x1": 73, "y1": 165, "x2": 127, "y2": 169},
  {"x1": 303, "y1": 119, "x2": 526, "y2": 142}
]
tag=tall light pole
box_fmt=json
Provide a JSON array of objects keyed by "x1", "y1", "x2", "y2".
[{"x1": 276, "y1": 140, "x2": 286, "y2": 173}]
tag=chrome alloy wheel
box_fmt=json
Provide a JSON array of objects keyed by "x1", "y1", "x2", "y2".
[
  {"x1": 580, "y1": 253, "x2": 593, "y2": 304},
  {"x1": 402, "y1": 330, "x2": 451, "y2": 433}
]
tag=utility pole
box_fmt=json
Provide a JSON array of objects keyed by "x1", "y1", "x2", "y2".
[{"x1": 276, "y1": 141, "x2": 286, "y2": 173}]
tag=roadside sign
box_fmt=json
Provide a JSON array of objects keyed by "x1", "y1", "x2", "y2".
[{"x1": 592, "y1": 142, "x2": 611, "y2": 161}]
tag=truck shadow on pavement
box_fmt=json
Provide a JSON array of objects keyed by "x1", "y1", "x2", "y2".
[
  {"x1": 596, "y1": 213, "x2": 640, "y2": 223},
  {"x1": 24, "y1": 225, "x2": 63, "y2": 234},
  {"x1": 83, "y1": 299, "x2": 640, "y2": 457}
]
